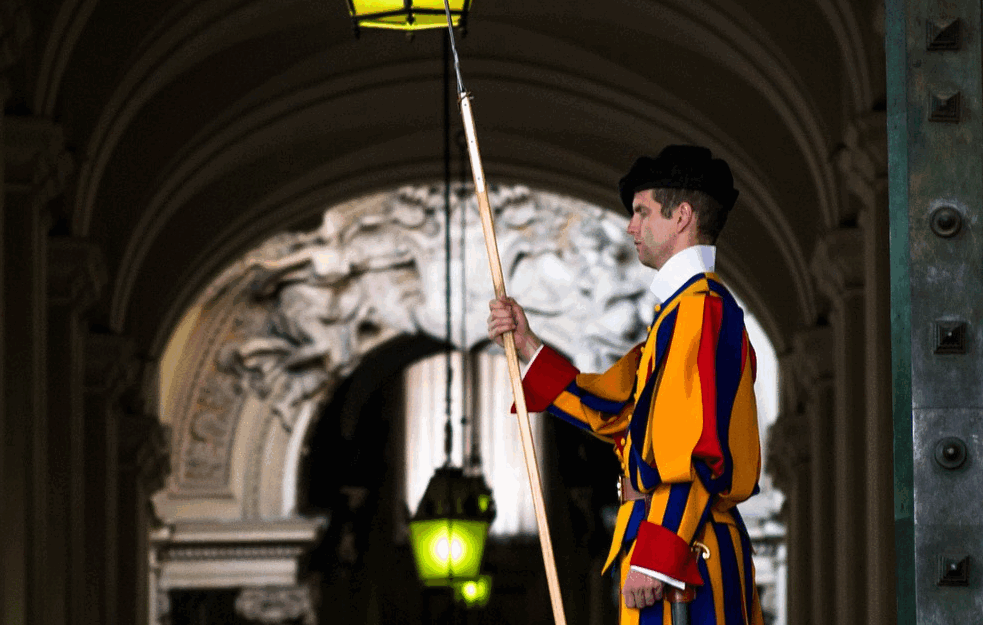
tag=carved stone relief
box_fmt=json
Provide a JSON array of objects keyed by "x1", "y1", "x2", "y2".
[{"x1": 164, "y1": 184, "x2": 656, "y2": 505}]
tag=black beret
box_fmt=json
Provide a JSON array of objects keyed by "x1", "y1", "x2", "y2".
[{"x1": 618, "y1": 145, "x2": 739, "y2": 215}]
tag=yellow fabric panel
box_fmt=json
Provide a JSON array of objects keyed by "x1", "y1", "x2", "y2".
[
  {"x1": 698, "y1": 523, "x2": 728, "y2": 625},
  {"x1": 604, "y1": 502, "x2": 637, "y2": 573},
  {"x1": 550, "y1": 346, "x2": 640, "y2": 437},
  {"x1": 721, "y1": 345, "x2": 761, "y2": 505},
  {"x1": 646, "y1": 294, "x2": 708, "y2": 483}
]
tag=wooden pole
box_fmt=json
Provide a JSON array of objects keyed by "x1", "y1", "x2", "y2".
[{"x1": 458, "y1": 92, "x2": 568, "y2": 625}]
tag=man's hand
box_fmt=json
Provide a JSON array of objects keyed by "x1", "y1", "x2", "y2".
[
  {"x1": 487, "y1": 296, "x2": 542, "y2": 363},
  {"x1": 623, "y1": 569, "x2": 663, "y2": 610}
]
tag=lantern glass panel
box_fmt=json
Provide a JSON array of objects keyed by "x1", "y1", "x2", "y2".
[{"x1": 348, "y1": 0, "x2": 468, "y2": 31}]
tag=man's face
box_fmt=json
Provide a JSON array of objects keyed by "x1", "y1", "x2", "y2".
[{"x1": 626, "y1": 189, "x2": 678, "y2": 270}]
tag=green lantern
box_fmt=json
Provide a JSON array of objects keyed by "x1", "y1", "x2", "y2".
[
  {"x1": 345, "y1": 0, "x2": 472, "y2": 33},
  {"x1": 408, "y1": 466, "x2": 496, "y2": 585}
]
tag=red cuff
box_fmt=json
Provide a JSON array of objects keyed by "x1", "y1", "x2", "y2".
[
  {"x1": 629, "y1": 522, "x2": 704, "y2": 586},
  {"x1": 511, "y1": 345, "x2": 579, "y2": 413}
]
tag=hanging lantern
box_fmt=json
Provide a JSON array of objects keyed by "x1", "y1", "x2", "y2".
[
  {"x1": 408, "y1": 466, "x2": 496, "y2": 584},
  {"x1": 345, "y1": 0, "x2": 471, "y2": 34}
]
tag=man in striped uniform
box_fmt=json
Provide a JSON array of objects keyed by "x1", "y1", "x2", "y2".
[{"x1": 488, "y1": 146, "x2": 764, "y2": 625}]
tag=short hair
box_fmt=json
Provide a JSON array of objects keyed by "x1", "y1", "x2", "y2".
[{"x1": 648, "y1": 187, "x2": 728, "y2": 243}]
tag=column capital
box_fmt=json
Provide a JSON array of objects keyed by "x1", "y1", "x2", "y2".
[
  {"x1": 4, "y1": 116, "x2": 74, "y2": 203},
  {"x1": 85, "y1": 333, "x2": 137, "y2": 397},
  {"x1": 119, "y1": 413, "x2": 171, "y2": 494},
  {"x1": 832, "y1": 111, "x2": 888, "y2": 214},
  {"x1": 810, "y1": 228, "x2": 865, "y2": 301},
  {"x1": 767, "y1": 409, "x2": 811, "y2": 491},
  {"x1": 791, "y1": 326, "x2": 835, "y2": 388},
  {"x1": 49, "y1": 238, "x2": 107, "y2": 311}
]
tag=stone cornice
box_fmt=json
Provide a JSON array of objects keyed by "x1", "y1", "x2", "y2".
[
  {"x1": 48, "y1": 238, "x2": 107, "y2": 310},
  {"x1": 810, "y1": 228, "x2": 865, "y2": 300}
]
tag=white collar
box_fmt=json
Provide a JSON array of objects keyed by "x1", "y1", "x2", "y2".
[{"x1": 648, "y1": 245, "x2": 716, "y2": 304}]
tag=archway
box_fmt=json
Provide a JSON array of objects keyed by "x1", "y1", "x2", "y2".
[{"x1": 152, "y1": 183, "x2": 782, "y2": 624}]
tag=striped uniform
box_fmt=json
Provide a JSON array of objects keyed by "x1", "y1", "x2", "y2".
[{"x1": 520, "y1": 273, "x2": 763, "y2": 625}]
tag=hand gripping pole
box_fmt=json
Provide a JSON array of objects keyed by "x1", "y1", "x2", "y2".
[{"x1": 458, "y1": 91, "x2": 567, "y2": 625}]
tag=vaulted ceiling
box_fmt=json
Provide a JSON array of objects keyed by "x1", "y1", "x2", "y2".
[{"x1": 10, "y1": 0, "x2": 886, "y2": 358}]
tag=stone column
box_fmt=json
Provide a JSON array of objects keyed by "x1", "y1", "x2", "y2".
[
  {"x1": 793, "y1": 327, "x2": 834, "y2": 625},
  {"x1": 766, "y1": 351, "x2": 813, "y2": 623},
  {"x1": 84, "y1": 332, "x2": 140, "y2": 625},
  {"x1": 836, "y1": 111, "x2": 894, "y2": 624},
  {"x1": 811, "y1": 229, "x2": 866, "y2": 625},
  {"x1": 47, "y1": 239, "x2": 106, "y2": 625},
  {"x1": 2, "y1": 116, "x2": 71, "y2": 625},
  {"x1": 117, "y1": 407, "x2": 170, "y2": 625}
]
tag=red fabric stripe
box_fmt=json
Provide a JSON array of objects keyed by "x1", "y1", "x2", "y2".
[
  {"x1": 746, "y1": 334, "x2": 757, "y2": 381},
  {"x1": 629, "y1": 521, "x2": 704, "y2": 586},
  {"x1": 511, "y1": 345, "x2": 580, "y2": 413},
  {"x1": 693, "y1": 296, "x2": 725, "y2": 477}
]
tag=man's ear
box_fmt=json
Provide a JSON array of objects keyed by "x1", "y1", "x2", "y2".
[{"x1": 675, "y1": 201, "x2": 695, "y2": 232}]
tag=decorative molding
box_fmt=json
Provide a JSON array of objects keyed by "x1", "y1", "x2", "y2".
[
  {"x1": 791, "y1": 326, "x2": 835, "y2": 390},
  {"x1": 84, "y1": 333, "x2": 136, "y2": 396},
  {"x1": 810, "y1": 228, "x2": 865, "y2": 301},
  {"x1": 151, "y1": 518, "x2": 326, "y2": 592},
  {"x1": 235, "y1": 585, "x2": 316, "y2": 625},
  {"x1": 120, "y1": 413, "x2": 171, "y2": 494},
  {"x1": 48, "y1": 238, "x2": 107, "y2": 310},
  {"x1": 832, "y1": 112, "x2": 888, "y2": 215},
  {"x1": 766, "y1": 409, "x2": 811, "y2": 492},
  {"x1": 0, "y1": 1, "x2": 30, "y2": 102},
  {"x1": 3, "y1": 116, "x2": 73, "y2": 203}
]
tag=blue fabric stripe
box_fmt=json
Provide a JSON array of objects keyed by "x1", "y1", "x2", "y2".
[
  {"x1": 661, "y1": 273, "x2": 709, "y2": 312},
  {"x1": 691, "y1": 555, "x2": 717, "y2": 624},
  {"x1": 732, "y1": 508, "x2": 757, "y2": 619},
  {"x1": 661, "y1": 482, "x2": 692, "y2": 533},
  {"x1": 628, "y1": 308, "x2": 678, "y2": 484},
  {"x1": 630, "y1": 443, "x2": 662, "y2": 491},
  {"x1": 708, "y1": 288, "x2": 745, "y2": 494},
  {"x1": 564, "y1": 381, "x2": 630, "y2": 415},
  {"x1": 545, "y1": 405, "x2": 593, "y2": 431},
  {"x1": 639, "y1": 601, "x2": 664, "y2": 625},
  {"x1": 713, "y1": 521, "x2": 746, "y2": 625},
  {"x1": 623, "y1": 499, "x2": 647, "y2": 545}
]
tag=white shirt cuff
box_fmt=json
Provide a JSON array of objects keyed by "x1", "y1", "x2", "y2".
[
  {"x1": 520, "y1": 343, "x2": 546, "y2": 377},
  {"x1": 629, "y1": 565, "x2": 686, "y2": 590}
]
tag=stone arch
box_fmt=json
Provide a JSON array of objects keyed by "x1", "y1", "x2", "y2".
[{"x1": 151, "y1": 182, "x2": 782, "y2": 621}]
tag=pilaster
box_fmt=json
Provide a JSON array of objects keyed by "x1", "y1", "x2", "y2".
[
  {"x1": 811, "y1": 229, "x2": 866, "y2": 625},
  {"x1": 773, "y1": 327, "x2": 834, "y2": 625},
  {"x1": 47, "y1": 238, "x2": 106, "y2": 625},
  {"x1": 84, "y1": 332, "x2": 140, "y2": 625},
  {"x1": 835, "y1": 109, "x2": 895, "y2": 624},
  {"x1": 2, "y1": 115, "x2": 69, "y2": 625}
]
